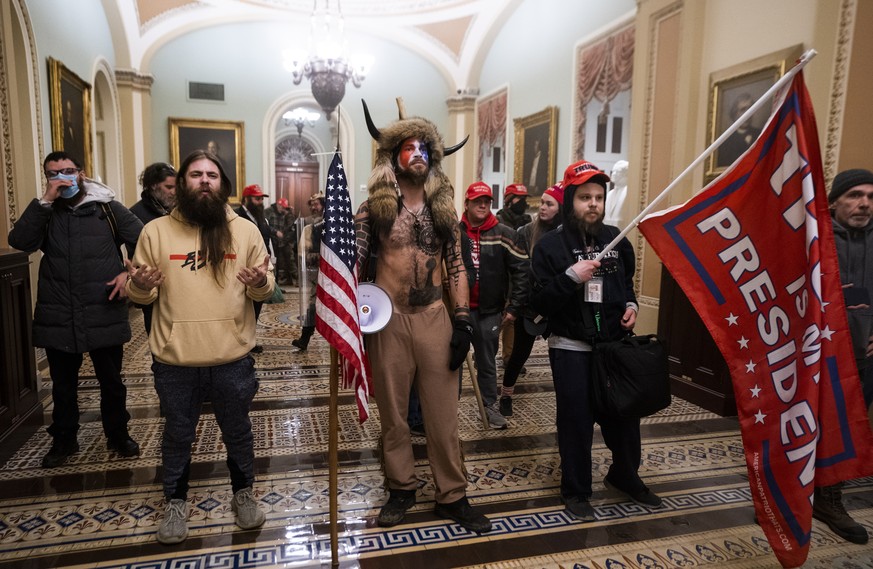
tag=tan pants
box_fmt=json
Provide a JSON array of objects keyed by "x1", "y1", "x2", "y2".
[
  {"x1": 368, "y1": 303, "x2": 467, "y2": 503},
  {"x1": 500, "y1": 317, "x2": 514, "y2": 363}
]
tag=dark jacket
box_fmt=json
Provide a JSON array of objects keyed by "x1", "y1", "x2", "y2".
[
  {"x1": 832, "y1": 217, "x2": 873, "y2": 367},
  {"x1": 235, "y1": 205, "x2": 272, "y2": 253},
  {"x1": 496, "y1": 207, "x2": 532, "y2": 230},
  {"x1": 529, "y1": 223, "x2": 636, "y2": 343},
  {"x1": 130, "y1": 192, "x2": 170, "y2": 225},
  {"x1": 460, "y1": 213, "x2": 529, "y2": 317},
  {"x1": 8, "y1": 182, "x2": 143, "y2": 353}
]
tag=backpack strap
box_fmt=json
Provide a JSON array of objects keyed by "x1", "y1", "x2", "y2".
[{"x1": 99, "y1": 202, "x2": 125, "y2": 266}]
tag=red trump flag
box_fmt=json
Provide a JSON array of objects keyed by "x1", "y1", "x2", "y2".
[{"x1": 639, "y1": 72, "x2": 873, "y2": 567}]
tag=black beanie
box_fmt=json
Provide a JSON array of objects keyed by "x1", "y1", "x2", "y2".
[{"x1": 829, "y1": 168, "x2": 873, "y2": 203}]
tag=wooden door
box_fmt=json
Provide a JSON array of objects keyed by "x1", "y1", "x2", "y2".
[
  {"x1": 657, "y1": 267, "x2": 737, "y2": 416},
  {"x1": 275, "y1": 161, "x2": 319, "y2": 216}
]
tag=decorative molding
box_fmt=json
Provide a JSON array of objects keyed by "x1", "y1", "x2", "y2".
[
  {"x1": 822, "y1": 0, "x2": 856, "y2": 186},
  {"x1": 635, "y1": 1, "x2": 683, "y2": 298},
  {"x1": 446, "y1": 93, "x2": 477, "y2": 112},
  {"x1": 0, "y1": 23, "x2": 15, "y2": 224},
  {"x1": 115, "y1": 68, "x2": 155, "y2": 92},
  {"x1": 639, "y1": 295, "x2": 660, "y2": 309}
]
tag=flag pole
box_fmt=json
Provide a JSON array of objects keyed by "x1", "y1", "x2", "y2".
[
  {"x1": 593, "y1": 48, "x2": 817, "y2": 262},
  {"x1": 328, "y1": 346, "x2": 340, "y2": 568},
  {"x1": 328, "y1": 105, "x2": 342, "y2": 569}
]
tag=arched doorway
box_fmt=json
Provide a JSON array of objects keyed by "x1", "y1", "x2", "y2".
[{"x1": 275, "y1": 136, "x2": 319, "y2": 217}]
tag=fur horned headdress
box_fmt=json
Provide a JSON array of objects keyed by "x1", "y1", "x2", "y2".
[{"x1": 363, "y1": 98, "x2": 468, "y2": 243}]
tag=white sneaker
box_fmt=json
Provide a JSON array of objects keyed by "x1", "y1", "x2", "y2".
[
  {"x1": 485, "y1": 403, "x2": 508, "y2": 429},
  {"x1": 232, "y1": 487, "x2": 266, "y2": 530},
  {"x1": 156, "y1": 499, "x2": 189, "y2": 544}
]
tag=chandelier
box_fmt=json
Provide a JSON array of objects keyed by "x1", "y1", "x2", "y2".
[
  {"x1": 283, "y1": 0, "x2": 373, "y2": 118},
  {"x1": 283, "y1": 107, "x2": 321, "y2": 137}
]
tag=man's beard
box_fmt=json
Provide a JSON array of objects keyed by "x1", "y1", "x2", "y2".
[
  {"x1": 395, "y1": 162, "x2": 429, "y2": 186},
  {"x1": 176, "y1": 183, "x2": 228, "y2": 229},
  {"x1": 248, "y1": 202, "x2": 266, "y2": 224},
  {"x1": 55, "y1": 187, "x2": 87, "y2": 208},
  {"x1": 571, "y1": 211, "x2": 604, "y2": 239}
]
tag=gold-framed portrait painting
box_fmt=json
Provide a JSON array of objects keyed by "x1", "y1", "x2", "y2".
[
  {"x1": 513, "y1": 106, "x2": 558, "y2": 200},
  {"x1": 48, "y1": 58, "x2": 92, "y2": 174},
  {"x1": 705, "y1": 44, "x2": 803, "y2": 180},
  {"x1": 169, "y1": 118, "x2": 245, "y2": 202}
]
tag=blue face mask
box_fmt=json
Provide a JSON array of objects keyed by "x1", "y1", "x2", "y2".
[{"x1": 55, "y1": 172, "x2": 80, "y2": 199}]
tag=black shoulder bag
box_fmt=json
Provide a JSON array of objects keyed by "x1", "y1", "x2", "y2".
[{"x1": 592, "y1": 333, "x2": 671, "y2": 419}]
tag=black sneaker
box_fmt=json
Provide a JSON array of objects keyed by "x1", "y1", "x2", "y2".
[
  {"x1": 291, "y1": 339, "x2": 308, "y2": 351},
  {"x1": 499, "y1": 396, "x2": 513, "y2": 417},
  {"x1": 249, "y1": 344, "x2": 264, "y2": 354},
  {"x1": 42, "y1": 439, "x2": 79, "y2": 468},
  {"x1": 377, "y1": 489, "x2": 416, "y2": 527},
  {"x1": 434, "y1": 496, "x2": 492, "y2": 533},
  {"x1": 409, "y1": 423, "x2": 426, "y2": 437},
  {"x1": 108, "y1": 437, "x2": 141, "y2": 457},
  {"x1": 562, "y1": 495, "x2": 595, "y2": 521},
  {"x1": 604, "y1": 475, "x2": 663, "y2": 508}
]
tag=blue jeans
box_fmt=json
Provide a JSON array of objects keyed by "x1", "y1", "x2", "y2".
[
  {"x1": 153, "y1": 356, "x2": 259, "y2": 499},
  {"x1": 549, "y1": 348, "x2": 644, "y2": 499}
]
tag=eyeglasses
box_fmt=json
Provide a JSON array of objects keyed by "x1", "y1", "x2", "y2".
[{"x1": 45, "y1": 167, "x2": 81, "y2": 177}]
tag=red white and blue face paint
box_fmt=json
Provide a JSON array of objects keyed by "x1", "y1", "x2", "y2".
[{"x1": 397, "y1": 138, "x2": 429, "y2": 171}]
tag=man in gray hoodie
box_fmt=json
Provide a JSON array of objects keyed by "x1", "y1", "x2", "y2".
[
  {"x1": 8, "y1": 151, "x2": 143, "y2": 468},
  {"x1": 822, "y1": 167, "x2": 873, "y2": 545}
]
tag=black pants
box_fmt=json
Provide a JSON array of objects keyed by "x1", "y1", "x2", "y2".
[
  {"x1": 502, "y1": 318, "x2": 537, "y2": 389},
  {"x1": 549, "y1": 347, "x2": 643, "y2": 499},
  {"x1": 45, "y1": 345, "x2": 131, "y2": 443}
]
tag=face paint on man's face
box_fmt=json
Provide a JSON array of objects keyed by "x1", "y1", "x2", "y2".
[{"x1": 397, "y1": 138, "x2": 429, "y2": 171}]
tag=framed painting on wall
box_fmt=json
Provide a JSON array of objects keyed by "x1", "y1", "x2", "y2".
[
  {"x1": 513, "y1": 106, "x2": 558, "y2": 201},
  {"x1": 705, "y1": 44, "x2": 803, "y2": 180},
  {"x1": 169, "y1": 118, "x2": 246, "y2": 201},
  {"x1": 48, "y1": 58, "x2": 93, "y2": 175}
]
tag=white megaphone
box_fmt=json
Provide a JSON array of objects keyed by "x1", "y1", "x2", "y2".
[{"x1": 357, "y1": 282, "x2": 393, "y2": 334}]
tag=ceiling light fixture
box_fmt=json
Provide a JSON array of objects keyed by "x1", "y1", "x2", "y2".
[
  {"x1": 283, "y1": 107, "x2": 321, "y2": 137},
  {"x1": 283, "y1": 0, "x2": 373, "y2": 118}
]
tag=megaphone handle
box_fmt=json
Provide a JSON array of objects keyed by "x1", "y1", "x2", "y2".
[{"x1": 466, "y1": 352, "x2": 490, "y2": 430}]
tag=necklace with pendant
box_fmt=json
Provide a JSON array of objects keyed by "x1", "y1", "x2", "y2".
[{"x1": 402, "y1": 203, "x2": 439, "y2": 255}]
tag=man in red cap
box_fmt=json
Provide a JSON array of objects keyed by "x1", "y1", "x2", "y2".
[
  {"x1": 236, "y1": 184, "x2": 272, "y2": 353},
  {"x1": 461, "y1": 181, "x2": 529, "y2": 430},
  {"x1": 495, "y1": 183, "x2": 532, "y2": 370},
  {"x1": 496, "y1": 183, "x2": 532, "y2": 230},
  {"x1": 265, "y1": 197, "x2": 295, "y2": 285},
  {"x1": 530, "y1": 160, "x2": 661, "y2": 521}
]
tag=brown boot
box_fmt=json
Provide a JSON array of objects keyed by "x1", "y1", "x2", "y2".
[{"x1": 813, "y1": 484, "x2": 869, "y2": 544}]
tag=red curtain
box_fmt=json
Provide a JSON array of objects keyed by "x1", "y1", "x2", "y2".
[
  {"x1": 574, "y1": 26, "x2": 635, "y2": 159},
  {"x1": 476, "y1": 90, "x2": 507, "y2": 180}
]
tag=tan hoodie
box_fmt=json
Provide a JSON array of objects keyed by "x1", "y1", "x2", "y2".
[{"x1": 126, "y1": 205, "x2": 275, "y2": 366}]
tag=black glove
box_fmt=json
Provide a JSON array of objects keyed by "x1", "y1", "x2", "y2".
[{"x1": 449, "y1": 319, "x2": 473, "y2": 371}]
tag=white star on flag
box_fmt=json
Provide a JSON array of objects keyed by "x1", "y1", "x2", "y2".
[
  {"x1": 750, "y1": 385, "x2": 761, "y2": 398},
  {"x1": 737, "y1": 337, "x2": 749, "y2": 349},
  {"x1": 754, "y1": 410, "x2": 766, "y2": 424},
  {"x1": 726, "y1": 313, "x2": 738, "y2": 326},
  {"x1": 745, "y1": 360, "x2": 757, "y2": 373}
]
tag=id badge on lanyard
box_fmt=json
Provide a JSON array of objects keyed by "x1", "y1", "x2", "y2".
[{"x1": 584, "y1": 276, "x2": 603, "y2": 303}]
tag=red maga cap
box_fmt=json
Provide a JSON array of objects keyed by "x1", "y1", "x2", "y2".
[{"x1": 465, "y1": 181, "x2": 493, "y2": 201}]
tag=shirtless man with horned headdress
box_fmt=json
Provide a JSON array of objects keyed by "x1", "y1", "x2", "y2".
[{"x1": 355, "y1": 99, "x2": 492, "y2": 533}]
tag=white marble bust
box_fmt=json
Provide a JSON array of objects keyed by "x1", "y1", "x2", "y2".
[{"x1": 605, "y1": 160, "x2": 629, "y2": 227}]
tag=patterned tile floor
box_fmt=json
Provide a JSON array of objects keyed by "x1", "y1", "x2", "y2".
[{"x1": 2, "y1": 291, "x2": 872, "y2": 568}]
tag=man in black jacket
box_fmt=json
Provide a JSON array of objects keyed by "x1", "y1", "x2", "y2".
[
  {"x1": 8, "y1": 151, "x2": 143, "y2": 468},
  {"x1": 236, "y1": 183, "x2": 272, "y2": 353},
  {"x1": 460, "y1": 182, "x2": 529, "y2": 429},
  {"x1": 131, "y1": 162, "x2": 177, "y2": 334},
  {"x1": 530, "y1": 160, "x2": 661, "y2": 521}
]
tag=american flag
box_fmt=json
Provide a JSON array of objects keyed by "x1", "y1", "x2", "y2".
[{"x1": 315, "y1": 151, "x2": 372, "y2": 422}]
